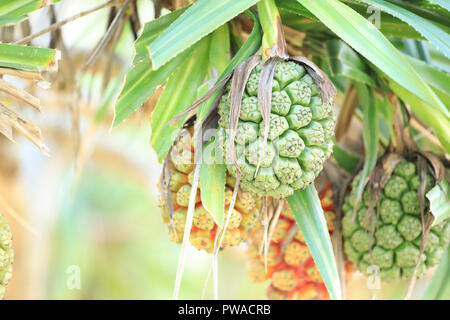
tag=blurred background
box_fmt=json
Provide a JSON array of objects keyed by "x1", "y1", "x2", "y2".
[
  {"x1": 1, "y1": 0, "x2": 268, "y2": 299},
  {"x1": 0, "y1": 0, "x2": 443, "y2": 300}
]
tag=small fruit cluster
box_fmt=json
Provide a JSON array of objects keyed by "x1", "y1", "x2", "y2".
[{"x1": 160, "y1": 127, "x2": 261, "y2": 253}]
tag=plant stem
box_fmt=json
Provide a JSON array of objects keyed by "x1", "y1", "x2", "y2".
[
  {"x1": 14, "y1": 0, "x2": 122, "y2": 45},
  {"x1": 257, "y1": 0, "x2": 287, "y2": 60}
]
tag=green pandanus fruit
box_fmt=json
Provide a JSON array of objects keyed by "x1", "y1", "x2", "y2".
[
  {"x1": 159, "y1": 127, "x2": 261, "y2": 253},
  {"x1": 342, "y1": 160, "x2": 450, "y2": 282},
  {"x1": 218, "y1": 61, "x2": 335, "y2": 198}
]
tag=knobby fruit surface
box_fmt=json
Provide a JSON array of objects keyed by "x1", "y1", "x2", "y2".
[
  {"x1": 247, "y1": 185, "x2": 335, "y2": 300},
  {"x1": 218, "y1": 61, "x2": 335, "y2": 198},
  {"x1": 0, "y1": 213, "x2": 13, "y2": 299},
  {"x1": 342, "y1": 160, "x2": 450, "y2": 281},
  {"x1": 159, "y1": 127, "x2": 261, "y2": 253}
]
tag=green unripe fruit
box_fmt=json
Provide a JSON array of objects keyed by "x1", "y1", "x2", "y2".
[
  {"x1": 0, "y1": 213, "x2": 13, "y2": 299},
  {"x1": 218, "y1": 61, "x2": 335, "y2": 198},
  {"x1": 342, "y1": 160, "x2": 450, "y2": 282}
]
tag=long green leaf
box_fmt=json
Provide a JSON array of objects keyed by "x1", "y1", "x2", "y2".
[
  {"x1": 0, "y1": 15, "x2": 25, "y2": 26},
  {"x1": 280, "y1": 0, "x2": 423, "y2": 39},
  {"x1": 297, "y1": 0, "x2": 448, "y2": 116},
  {"x1": 148, "y1": 0, "x2": 259, "y2": 70},
  {"x1": 276, "y1": 0, "x2": 318, "y2": 20},
  {"x1": 208, "y1": 23, "x2": 230, "y2": 78},
  {"x1": 113, "y1": 47, "x2": 194, "y2": 126},
  {"x1": 375, "y1": 93, "x2": 394, "y2": 144},
  {"x1": 114, "y1": 7, "x2": 194, "y2": 126},
  {"x1": 422, "y1": 248, "x2": 450, "y2": 299},
  {"x1": 354, "y1": 83, "x2": 379, "y2": 204},
  {"x1": 332, "y1": 144, "x2": 360, "y2": 174},
  {"x1": 404, "y1": 53, "x2": 450, "y2": 108},
  {"x1": 258, "y1": 0, "x2": 284, "y2": 60},
  {"x1": 287, "y1": 185, "x2": 342, "y2": 300},
  {"x1": 326, "y1": 39, "x2": 376, "y2": 86},
  {"x1": 427, "y1": 180, "x2": 450, "y2": 227},
  {"x1": 200, "y1": 139, "x2": 226, "y2": 226},
  {"x1": 387, "y1": 0, "x2": 450, "y2": 28},
  {"x1": 151, "y1": 38, "x2": 210, "y2": 162},
  {"x1": 197, "y1": 9, "x2": 261, "y2": 120},
  {"x1": 189, "y1": 15, "x2": 257, "y2": 225},
  {"x1": 0, "y1": 0, "x2": 60, "y2": 17},
  {"x1": 0, "y1": 43, "x2": 58, "y2": 71},
  {"x1": 218, "y1": 10, "x2": 262, "y2": 80},
  {"x1": 358, "y1": 0, "x2": 450, "y2": 57},
  {"x1": 319, "y1": 55, "x2": 348, "y2": 93},
  {"x1": 133, "y1": 6, "x2": 188, "y2": 65},
  {"x1": 197, "y1": 25, "x2": 231, "y2": 226}
]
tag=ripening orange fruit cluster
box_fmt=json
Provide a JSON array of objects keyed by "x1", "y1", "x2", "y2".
[{"x1": 247, "y1": 184, "x2": 335, "y2": 300}]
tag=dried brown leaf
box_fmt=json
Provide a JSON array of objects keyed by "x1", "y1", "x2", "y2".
[
  {"x1": 335, "y1": 82, "x2": 359, "y2": 142},
  {"x1": 405, "y1": 157, "x2": 433, "y2": 299},
  {"x1": 15, "y1": 0, "x2": 122, "y2": 45},
  {"x1": 371, "y1": 152, "x2": 403, "y2": 194},
  {"x1": 0, "y1": 68, "x2": 43, "y2": 81},
  {"x1": 266, "y1": 16, "x2": 288, "y2": 60},
  {"x1": 418, "y1": 151, "x2": 446, "y2": 183},
  {"x1": 283, "y1": 25, "x2": 306, "y2": 52},
  {"x1": 0, "y1": 117, "x2": 13, "y2": 141},
  {"x1": 410, "y1": 118, "x2": 444, "y2": 152},
  {"x1": 289, "y1": 56, "x2": 337, "y2": 103},
  {"x1": 228, "y1": 54, "x2": 260, "y2": 170},
  {"x1": 0, "y1": 78, "x2": 42, "y2": 111},
  {"x1": 256, "y1": 57, "x2": 281, "y2": 175},
  {"x1": 0, "y1": 102, "x2": 48, "y2": 155},
  {"x1": 173, "y1": 121, "x2": 202, "y2": 300},
  {"x1": 390, "y1": 101, "x2": 417, "y2": 154},
  {"x1": 84, "y1": 0, "x2": 131, "y2": 69},
  {"x1": 161, "y1": 151, "x2": 174, "y2": 220},
  {"x1": 266, "y1": 199, "x2": 284, "y2": 248}
]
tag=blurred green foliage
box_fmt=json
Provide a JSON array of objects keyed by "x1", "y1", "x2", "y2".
[{"x1": 46, "y1": 163, "x2": 265, "y2": 299}]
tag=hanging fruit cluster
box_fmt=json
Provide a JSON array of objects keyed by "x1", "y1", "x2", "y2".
[
  {"x1": 159, "y1": 127, "x2": 261, "y2": 253},
  {"x1": 219, "y1": 60, "x2": 335, "y2": 199},
  {"x1": 342, "y1": 159, "x2": 450, "y2": 281}
]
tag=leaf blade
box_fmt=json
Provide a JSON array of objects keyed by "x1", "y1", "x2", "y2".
[
  {"x1": 148, "y1": 0, "x2": 259, "y2": 70},
  {"x1": 197, "y1": 9, "x2": 261, "y2": 120},
  {"x1": 297, "y1": 0, "x2": 447, "y2": 116},
  {"x1": 353, "y1": 83, "x2": 379, "y2": 203},
  {"x1": 0, "y1": 43, "x2": 58, "y2": 71},
  {"x1": 326, "y1": 39, "x2": 376, "y2": 87},
  {"x1": 421, "y1": 247, "x2": 450, "y2": 300},
  {"x1": 427, "y1": 180, "x2": 450, "y2": 227},
  {"x1": 358, "y1": 0, "x2": 450, "y2": 57},
  {"x1": 133, "y1": 6, "x2": 188, "y2": 65},
  {"x1": 0, "y1": 0, "x2": 60, "y2": 17},
  {"x1": 388, "y1": 79, "x2": 450, "y2": 152},
  {"x1": 113, "y1": 47, "x2": 194, "y2": 126},
  {"x1": 151, "y1": 38, "x2": 210, "y2": 162},
  {"x1": 287, "y1": 185, "x2": 342, "y2": 300},
  {"x1": 200, "y1": 145, "x2": 226, "y2": 226}
]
